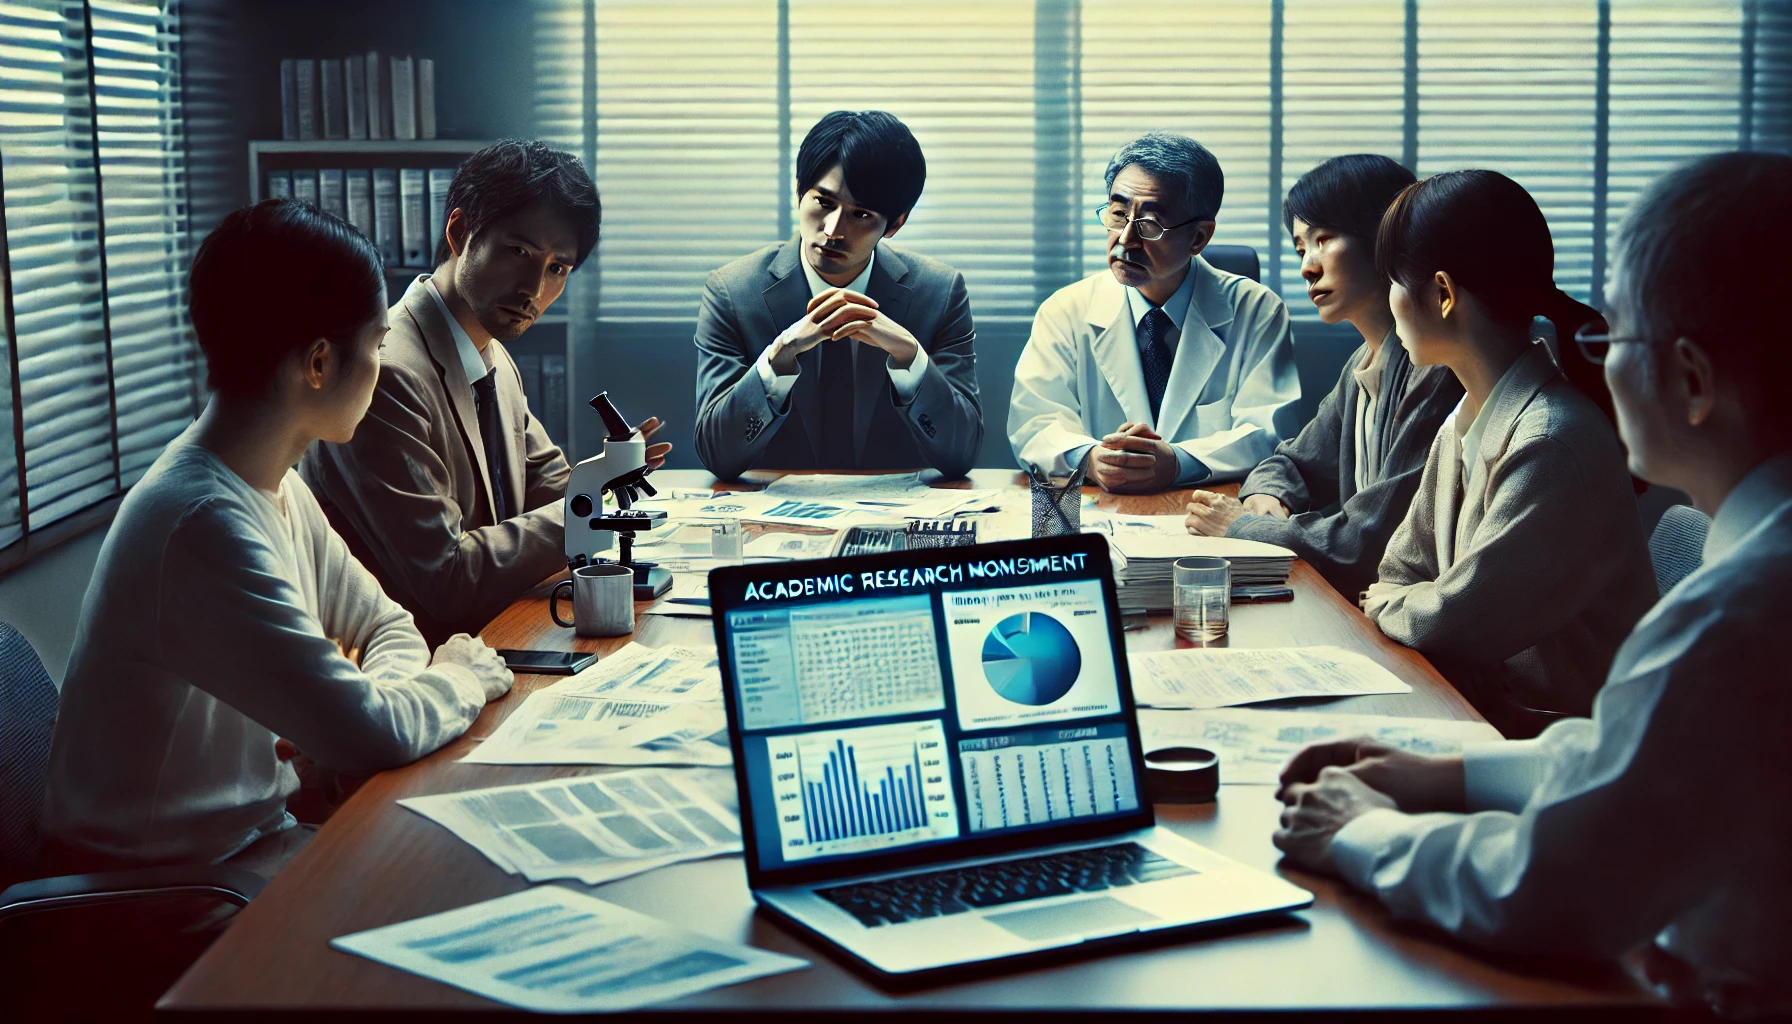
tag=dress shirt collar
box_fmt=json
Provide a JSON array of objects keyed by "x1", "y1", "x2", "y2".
[
  {"x1": 425, "y1": 276, "x2": 494, "y2": 385},
  {"x1": 1353, "y1": 328, "x2": 1395, "y2": 398},
  {"x1": 1704, "y1": 451, "x2": 1792, "y2": 564},
  {"x1": 1124, "y1": 261, "x2": 1197, "y2": 333},
  {"x1": 800, "y1": 249, "x2": 876, "y2": 301}
]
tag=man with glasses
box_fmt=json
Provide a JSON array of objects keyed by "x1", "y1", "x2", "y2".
[
  {"x1": 693, "y1": 110, "x2": 983, "y2": 480},
  {"x1": 1008, "y1": 131, "x2": 1298, "y2": 492},
  {"x1": 1273, "y1": 152, "x2": 1792, "y2": 1018}
]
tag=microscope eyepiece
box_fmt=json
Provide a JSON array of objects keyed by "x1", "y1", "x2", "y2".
[{"x1": 588, "y1": 392, "x2": 634, "y2": 441}]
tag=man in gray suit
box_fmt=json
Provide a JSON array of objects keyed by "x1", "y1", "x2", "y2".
[
  {"x1": 301, "y1": 140, "x2": 669, "y2": 645},
  {"x1": 693, "y1": 111, "x2": 982, "y2": 480}
]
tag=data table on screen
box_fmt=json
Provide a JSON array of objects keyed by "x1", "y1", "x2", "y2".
[
  {"x1": 730, "y1": 596, "x2": 946, "y2": 731},
  {"x1": 958, "y1": 722, "x2": 1139, "y2": 833}
]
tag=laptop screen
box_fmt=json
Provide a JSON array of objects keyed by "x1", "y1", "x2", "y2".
[{"x1": 709, "y1": 533, "x2": 1153, "y2": 886}]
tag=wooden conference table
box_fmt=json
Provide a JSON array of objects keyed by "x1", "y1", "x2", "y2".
[{"x1": 161, "y1": 470, "x2": 1654, "y2": 1016}]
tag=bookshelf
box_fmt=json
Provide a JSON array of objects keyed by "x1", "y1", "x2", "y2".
[{"x1": 247, "y1": 138, "x2": 577, "y2": 446}]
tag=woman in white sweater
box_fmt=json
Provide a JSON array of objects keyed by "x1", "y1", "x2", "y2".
[
  {"x1": 43, "y1": 200, "x2": 514, "y2": 874},
  {"x1": 1360, "y1": 171, "x2": 1656, "y2": 737}
]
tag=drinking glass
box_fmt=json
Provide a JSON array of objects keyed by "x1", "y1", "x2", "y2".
[
  {"x1": 1173, "y1": 556, "x2": 1230, "y2": 642},
  {"x1": 709, "y1": 518, "x2": 743, "y2": 564}
]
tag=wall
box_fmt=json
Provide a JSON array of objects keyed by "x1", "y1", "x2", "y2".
[{"x1": 0, "y1": 530, "x2": 104, "y2": 688}]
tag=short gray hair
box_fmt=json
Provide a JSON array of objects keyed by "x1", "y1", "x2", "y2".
[{"x1": 1103, "y1": 131, "x2": 1225, "y2": 222}]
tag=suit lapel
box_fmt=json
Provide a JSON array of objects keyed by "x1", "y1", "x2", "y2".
[
  {"x1": 490, "y1": 342, "x2": 528, "y2": 509},
  {"x1": 1087, "y1": 275, "x2": 1153, "y2": 426},
  {"x1": 401, "y1": 276, "x2": 497, "y2": 521},
  {"x1": 854, "y1": 245, "x2": 915, "y2": 462},
  {"x1": 761, "y1": 242, "x2": 821, "y2": 465},
  {"x1": 1155, "y1": 258, "x2": 1231, "y2": 440}
]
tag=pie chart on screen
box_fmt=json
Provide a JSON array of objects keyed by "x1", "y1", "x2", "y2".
[{"x1": 981, "y1": 612, "x2": 1081, "y2": 706}]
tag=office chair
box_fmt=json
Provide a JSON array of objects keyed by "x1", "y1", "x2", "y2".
[
  {"x1": 0, "y1": 619, "x2": 264, "y2": 1015},
  {"x1": 1202, "y1": 244, "x2": 1260, "y2": 283},
  {"x1": 1649, "y1": 504, "x2": 1710, "y2": 595}
]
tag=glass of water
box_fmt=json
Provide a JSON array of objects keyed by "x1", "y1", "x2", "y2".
[
  {"x1": 1173, "y1": 556, "x2": 1231, "y2": 643},
  {"x1": 709, "y1": 519, "x2": 743, "y2": 564}
]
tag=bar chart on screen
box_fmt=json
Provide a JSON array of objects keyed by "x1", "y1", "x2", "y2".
[
  {"x1": 764, "y1": 720, "x2": 960, "y2": 861},
  {"x1": 958, "y1": 722, "x2": 1139, "y2": 833}
]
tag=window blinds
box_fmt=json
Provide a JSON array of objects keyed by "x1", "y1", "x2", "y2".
[
  {"x1": 535, "y1": 1, "x2": 1761, "y2": 323},
  {"x1": 0, "y1": 0, "x2": 194, "y2": 546}
]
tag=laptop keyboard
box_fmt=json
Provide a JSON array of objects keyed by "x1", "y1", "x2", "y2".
[{"x1": 814, "y1": 842, "x2": 1194, "y2": 928}]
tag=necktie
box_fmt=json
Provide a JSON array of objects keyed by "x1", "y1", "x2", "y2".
[
  {"x1": 818, "y1": 339, "x2": 855, "y2": 468},
  {"x1": 472, "y1": 368, "x2": 513, "y2": 524},
  {"x1": 1137, "y1": 306, "x2": 1175, "y2": 423}
]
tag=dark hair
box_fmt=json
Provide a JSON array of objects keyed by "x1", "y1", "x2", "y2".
[
  {"x1": 188, "y1": 199, "x2": 384, "y2": 398},
  {"x1": 431, "y1": 138, "x2": 601, "y2": 268},
  {"x1": 1377, "y1": 169, "x2": 1612, "y2": 420},
  {"x1": 795, "y1": 110, "x2": 927, "y2": 226},
  {"x1": 1104, "y1": 131, "x2": 1225, "y2": 222},
  {"x1": 1283, "y1": 154, "x2": 1416, "y2": 247},
  {"x1": 1615, "y1": 151, "x2": 1792, "y2": 429}
]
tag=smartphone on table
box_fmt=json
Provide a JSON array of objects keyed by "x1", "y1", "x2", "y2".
[{"x1": 495, "y1": 649, "x2": 598, "y2": 675}]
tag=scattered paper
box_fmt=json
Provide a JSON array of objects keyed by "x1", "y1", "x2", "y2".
[
  {"x1": 400, "y1": 768, "x2": 743, "y2": 885},
  {"x1": 1128, "y1": 646, "x2": 1413, "y2": 709},
  {"x1": 1139, "y1": 707, "x2": 1503, "y2": 785},
  {"x1": 332, "y1": 886, "x2": 806, "y2": 1013},
  {"x1": 642, "y1": 574, "x2": 713, "y2": 618},
  {"x1": 758, "y1": 473, "x2": 995, "y2": 520},
  {"x1": 742, "y1": 530, "x2": 839, "y2": 561}
]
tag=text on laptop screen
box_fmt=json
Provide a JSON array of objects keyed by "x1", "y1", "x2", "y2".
[{"x1": 720, "y1": 545, "x2": 1143, "y2": 873}]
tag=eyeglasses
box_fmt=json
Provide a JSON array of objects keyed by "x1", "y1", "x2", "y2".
[
  {"x1": 1573, "y1": 322, "x2": 1659, "y2": 365},
  {"x1": 1095, "y1": 205, "x2": 1202, "y2": 241}
]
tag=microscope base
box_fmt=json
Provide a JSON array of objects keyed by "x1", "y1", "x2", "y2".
[{"x1": 632, "y1": 563, "x2": 672, "y2": 600}]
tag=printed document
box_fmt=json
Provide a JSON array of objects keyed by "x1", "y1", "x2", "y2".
[
  {"x1": 1128, "y1": 646, "x2": 1413, "y2": 709},
  {"x1": 760, "y1": 473, "x2": 996, "y2": 519},
  {"x1": 400, "y1": 767, "x2": 742, "y2": 885},
  {"x1": 332, "y1": 886, "x2": 806, "y2": 1012},
  {"x1": 1139, "y1": 707, "x2": 1502, "y2": 784}
]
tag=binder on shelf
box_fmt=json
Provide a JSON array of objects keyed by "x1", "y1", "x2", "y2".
[
  {"x1": 366, "y1": 50, "x2": 387, "y2": 141},
  {"x1": 372, "y1": 168, "x2": 401, "y2": 266},
  {"x1": 399, "y1": 168, "x2": 428, "y2": 268},
  {"x1": 417, "y1": 58, "x2": 437, "y2": 140},
  {"x1": 318, "y1": 169, "x2": 346, "y2": 220},
  {"x1": 345, "y1": 54, "x2": 368, "y2": 140},
  {"x1": 292, "y1": 169, "x2": 319, "y2": 206},
  {"x1": 346, "y1": 169, "x2": 373, "y2": 239},
  {"x1": 427, "y1": 167, "x2": 455, "y2": 265},
  {"x1": 390, "y1": 55, "x2": 417, "y2": 141},
  {"x1": 266, "y1": 170, "x2": 292, "y2": 201},
  {"x1": 279, "y1": 59, "x2": 299, "y2": 141},
  {"x1": 514, "y1": 353, "x2": 543, "y2": 417},
  {"x1": 540, "y1": 353, "x2": 567, "y2": 443},
  {"x1": 320, "y1": 58, "x2": 346, "y2": 140},
  {"x1": 294, "y1": 59, "x2": 319, "y2": 141}
]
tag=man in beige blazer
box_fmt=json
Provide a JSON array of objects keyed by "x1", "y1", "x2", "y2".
[{"x1": 301, "y1": 140, "x2": 668, "y2": 645}]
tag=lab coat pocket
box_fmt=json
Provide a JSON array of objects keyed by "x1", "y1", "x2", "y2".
[{"x1": 1193, "y1": 399, "x2": 1233, "y2": 436}]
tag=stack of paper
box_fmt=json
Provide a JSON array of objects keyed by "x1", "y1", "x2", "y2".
[
  {"x1": 1102, "y1": 526, "x2": 1296, "y2": 612},
  {"x1": 462, "y1": 644, "x2": 729, "y2": 766},
  {"x1": 400, "y1": 768, "x2": 743, "y2": 885},
  {"x1": 333, "y1": 887, "x2": 806, "y2": 1013},
  {"x1": 1138, "y1": 707, "x2": 1502, "y2": 785},
  {"x1": 1128, "y1": 645, "x2": 1414, "y2": 708}
]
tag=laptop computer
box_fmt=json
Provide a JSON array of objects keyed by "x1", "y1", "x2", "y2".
[{"x1": 709, "y1": 532, "x2": 1313, "y2": 981}]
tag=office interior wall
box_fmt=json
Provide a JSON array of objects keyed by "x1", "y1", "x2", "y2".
[{"x1": 0, "y1": 531, "x2": 105, "y2": 688}]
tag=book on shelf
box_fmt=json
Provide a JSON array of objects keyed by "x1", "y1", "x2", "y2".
[
  {"x1": 266, "y1": 170, "x2": 292, "y2": 200},
  {"x1": 320, "y1": 58, "x2": 346, "y2": 140},
  {"x1": 540, "y1": 353, "x2": 567, "y2": 443},
  {"x1": 293, "y1": 59, "x2": 319, "y2": 141},
  {"x1": 390, "y1": 55, "x2": 417, "y2": 141},
  {"x1": 366, "y1": 50, "x2": 387, "y2": 141},
  {"x1": 399, "y1": 168, "x2": 428, "y2": 268},
  {"x1": 372, "y1": 168, "x2": 400, "y2": 266},
  {"x1": 292, "y1": 169, "x2": 319, "y2": 206},
  {"x1": 318, "y1": 168, "x2": 346, "y2": 219},
  {"x1": 417, "y1": 58, "x2": 437, "y2": 140},
  {"x1": 514, "y1": 353, "x2": 544, "y2": 417},
  {"x1": 427, "y1": 167, "x2": 454, "y2": 265},
  {"x1": 345, "y1": 169, "x2": 373, "y2": 239},
  {"x1": 279, "y1": 60, "x2": 298, "y2": 141},
  {"x1": 345, "y1": 54, "x2": 367, "y2": 140}
]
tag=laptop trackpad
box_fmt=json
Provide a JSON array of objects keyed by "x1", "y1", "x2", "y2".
[{"x1": 985, "y1": 896, "x2": 1159, "y2": 942}]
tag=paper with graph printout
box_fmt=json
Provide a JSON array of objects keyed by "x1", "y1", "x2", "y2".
[
  {"x1": 460, "y1": 644, "x2": 728, "y2": 766},
  {"x1": 1139, "y1": 707, "x2": 1502, "y2": 785},
  {"x1": 1128, "y1": 646, "x2": 1413, "y2": 709},
  {"x1": 331, "y1": 886, "x2": 806, "y2": 1013},
  {"x1": 400, "y1": 768, "x2": 742, "y2": 886},
  {"x1": 759, "y1": 472, "x2": 998, "y2": 519}
]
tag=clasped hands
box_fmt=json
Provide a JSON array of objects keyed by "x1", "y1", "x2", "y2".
[
  {"x1": 768, "y1": 287, "x2": 919, "y2": 376},
  {"x1": 1185, "y1": 490, "x2": 1290, "y2": 536},
  {"x1": 1089, "y1": 423, "x2": 1178, "y2": 493},
  {"x1": 1272, "y1": 738, "x2": 1466, "y2": 875}
]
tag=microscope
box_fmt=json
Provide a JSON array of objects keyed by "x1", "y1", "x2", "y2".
[{"x1": 562, "y1": 392, "x2": 673, "y2": 600}]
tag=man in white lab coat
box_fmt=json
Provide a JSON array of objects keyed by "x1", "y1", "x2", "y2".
[{"x1": 1008, "y1": 131, "x2": 1299, "y2": 493}]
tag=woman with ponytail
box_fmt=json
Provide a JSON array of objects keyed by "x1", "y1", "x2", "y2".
[{"x1": 1360, "y1": 170, "x2": 1655, "y2": 736}]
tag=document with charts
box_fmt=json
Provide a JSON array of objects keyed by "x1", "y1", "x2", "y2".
[
  {"x1": 1127, "y1": 646, "x2": 1413, "y2": 709},
  {"x1": 1139, "y1": 708, "x2": 1502, "y2": 784}
]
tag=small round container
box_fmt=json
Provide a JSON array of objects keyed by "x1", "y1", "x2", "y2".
[{"x1": 1144, "y1": 745, "x2": 1220, "y2": 803}]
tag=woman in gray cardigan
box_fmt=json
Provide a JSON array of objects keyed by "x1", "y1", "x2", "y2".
[
  {"x1": 1360, "y1": 170, "x2": 1657, "y2": 737},
  {"x1": 1185, "y1": 155, "x2": 1463, "y2": 599}
]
